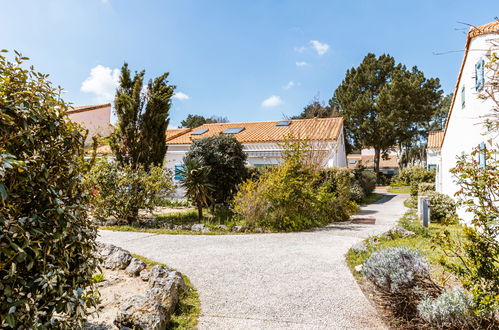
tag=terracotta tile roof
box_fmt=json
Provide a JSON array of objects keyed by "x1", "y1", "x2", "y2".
[
  {"x1": 442, "y1": 20, "x2": 499, "y2": 145},
  {"x1": 347, "y1": 154, "x2": 399, "y2": 169},
  {"x1": 166, "y1": 117, "x2": 344, "y2": 145},
  {"x1": 427, "y1": 130, "x2": 444, "y2": 149},
  {"x1": 166, "y1": 128, "x2": 192, "y2": 141},
  {"x1": 67, "y1": 103, "x2": 111, "y2": 114}
]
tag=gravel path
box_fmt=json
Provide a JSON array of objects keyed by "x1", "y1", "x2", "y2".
[{"x1": 99, "y1": 191, "x2": 408, "y2": 329}]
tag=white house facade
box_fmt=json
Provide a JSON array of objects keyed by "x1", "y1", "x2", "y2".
[
  {"x1": 435, "y1": 21, "x2": 499, "y2": 221},
  {"x1": 164, "y1": 118, "x2": 347, "y2": 193}
]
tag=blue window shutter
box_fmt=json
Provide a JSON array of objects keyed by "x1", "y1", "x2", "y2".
[
  {"x1": 174, "y1": 164, "x2": 185, "y2": 181},
  {"x1": 475, "y1": 58, "x2": 485, "y2": 91},
  {"x1": 478, "y1": 142, "x2": 486, "y2": 169},
  {"x1": 461, "y1": 85, "x2": 465, "y2": 109}
]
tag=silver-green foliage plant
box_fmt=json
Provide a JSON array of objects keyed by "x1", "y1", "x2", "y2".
[
  {"x1": 362, "y1": 247, "x2": 429, "y2": 293},
  {"x1": 417, "y1": 182, "x2": 435, "y2": 195},
  {"x1": 87, "y1": 160, "x2": 174, "y2": 224},
  {"x1": 0, "y1": 51, "x2": 100, "y2": 327},
  {"x1": 418, "y1": 288, "x2": 475, "y2": 328}
]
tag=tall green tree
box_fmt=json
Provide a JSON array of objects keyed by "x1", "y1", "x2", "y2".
[
  {"x1": 292, "y1": 95, "x2": 339, "y2": 119},
  {"x1": 180, "y1": 114, "x2": 228, "y2": 128},
  {"x1": 110, "y1": 63, "x2": 175, "y2": 170},
  {"x1": 333, "y1": 53, "x2": 442, "y2": 174}
]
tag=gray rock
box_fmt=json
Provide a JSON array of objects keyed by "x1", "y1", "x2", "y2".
[
  {"x1": 232, "y1": 225, "x2": 244, "y2": 232},
  {"x1": 191, "y1": 223, "x2": 206, "y2": 232},
  {"x1": 149, "y1": 265, "x2": 172, "y2": 279},
  {"x1": 351, "y1": 241, "x2": 368, "y2": 253},
  {"x1": 217, "y1": 225, "x2": 228, "y2": 231},
  {"x1": 125, "y1": 258, "x2": 147, "y2": 277},
  {"x1": 102, "y1": 246, "x2": 132, "y2": 270},
  {"x1": 147, "y1": 270, "x2": 186, "y2": 313},
  {"x1": 97, "y1": 243, "x2": 116, "y2": 257},
  {"x1": 254, "y1": 227, "x2": 263, "y2": 233},
  {"x1": 384, "y1": 226, "x2": 416, "y2": 239},
  {"x1": 140, "y1": 269, "x2": 150, "y2": 281},
  {"x1": 114, "y1": 295, "x2": 169, "y2": 330}
]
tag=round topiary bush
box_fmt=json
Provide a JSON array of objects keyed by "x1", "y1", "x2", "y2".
[{"x1": 0, "y1": 51, "x2": 99, "y2": 327}]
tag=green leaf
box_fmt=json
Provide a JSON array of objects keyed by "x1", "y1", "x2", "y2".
[{"x1": 0, "y1": 182, "x2": 7, "y2": 200}]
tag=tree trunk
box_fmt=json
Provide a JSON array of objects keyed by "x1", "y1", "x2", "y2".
[
  {"x1": 197, "y1": 203, "x2": 203, "y2": 220},
  {"x1": 374, "y1": 147, "x2": 381, "y2": 181}
]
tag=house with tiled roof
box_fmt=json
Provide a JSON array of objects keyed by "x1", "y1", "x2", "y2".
[
  {"x1": 433, "y1": 20, "x2": 498, "y2": 221},
  {"x1": 165, "y1": 117, "x2": 347, "y2": 182},
  {"x1": 426, "y1": 130, "x2": 443, "y2": 169},
  {"x1": 347, "y1": 148, "x2": 400, "y2": 175},
  {"x1": 67, "y1": 103, "x2": 112, "y2": 141}
]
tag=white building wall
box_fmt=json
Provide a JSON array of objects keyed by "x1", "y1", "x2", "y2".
[{"x1": 439, "y1": 33, "x2": 498, "y2": 221}]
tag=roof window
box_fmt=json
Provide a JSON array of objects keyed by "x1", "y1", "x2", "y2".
[
  {"x1": 191, "y1": 128, "x2": 208, "y2": 135},
  {"x1": 222, "y1": 127, "x2": 245, "y2": 134},
  {"x1": 276, "y1": 120, "x2": 291, "y2": 127}
]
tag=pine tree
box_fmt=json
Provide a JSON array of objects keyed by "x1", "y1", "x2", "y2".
[
  {"x1": 110, "y1": 63, "x2": 175, "y2": 170},
  {"x1": 333, "y1": 53, "x2": 442, "y2": 174}
]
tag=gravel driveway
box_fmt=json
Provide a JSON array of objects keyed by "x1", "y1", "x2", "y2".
[{"x1": 99, "y1": 191, "x2": 407, "y2": 329}]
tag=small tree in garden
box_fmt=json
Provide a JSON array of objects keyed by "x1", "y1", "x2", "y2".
[
  {"x1": 0, "y1": 51, "x2": 99, "y2": 327},
  {"x1": 178, "y1": 157, "x2": 214, "y2": 220},
  {"x1": 86, "y1": 160, "x2": 174, "y2": 224},
  {"x1": 435, "y1": 147, "x2": 498, "y2": 321},
  {"x1": 110, "y1": 63, "x2": 175, "y2": 170},
  {"x1": 184, "y1": 135, "x2": 247, "y2": 205}
]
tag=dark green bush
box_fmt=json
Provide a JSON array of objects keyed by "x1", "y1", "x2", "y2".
[
  {"x1": 0, "y1": 51, "x2": 99, "y2": 327},
  {"x1": 353, "y1": 168, "x2": 377, "y2": 195},
  {"x1": 185, "y1": 135, "x2": 247, "y2": 204}
]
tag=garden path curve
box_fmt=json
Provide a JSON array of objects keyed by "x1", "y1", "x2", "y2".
[{"x1": 99, "y1": 191, "x2": 408, "y2": 329}]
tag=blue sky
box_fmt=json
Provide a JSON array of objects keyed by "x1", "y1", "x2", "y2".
[{"x1": 1, "y1": 1, "x2": 498, "y2": 127}]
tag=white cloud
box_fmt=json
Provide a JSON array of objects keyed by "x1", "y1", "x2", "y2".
[
  {"x1": 261, "y1": 95, "x2": 283, "y2": 108},
  {"x1": 294, "y1": 46, "x2": 307, "y2": 53},
  {"x1": 295, "y1": 61, "x2": 309, "y2": 67},
  {"x1": 283, "y1": 81, "x2": 296, "y2": 90},
  {"x1": 309, "y1": 40, "x2": 329, "y2": 55},
  {"x1": 173, "y1": 92, "x2": 190, "y2": 100},
  {"x1": 80, "y1": 65, "x2": 119, "y2": 103}
]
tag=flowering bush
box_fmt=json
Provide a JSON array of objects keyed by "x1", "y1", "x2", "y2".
[
  {"x1": 418, "y1": 288, "x2": 475, "y2": 328},
  {"x1": 362, "y1": 247, "x2": 430, "y2": 293},
  {"x1": 349, "y1": 182, "x2": 365, "y2": 203}
]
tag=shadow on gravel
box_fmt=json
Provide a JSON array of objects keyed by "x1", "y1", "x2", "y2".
[{"x1": 372, "y1": 194, "x2": 395, "y2": 204}]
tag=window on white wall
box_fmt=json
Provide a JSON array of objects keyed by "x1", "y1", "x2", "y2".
[
  {"x1": 461, "y1": 85, "x2": 465, "y2": 109},
  {"x1": 475, "y1": 58, "x2": 485, "y2": 91},
  {"x1": 478, "y1": 142, "x2": 486, "y2": 169}
]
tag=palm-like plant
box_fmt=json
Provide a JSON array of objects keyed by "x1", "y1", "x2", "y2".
[{"x1": 178, "y1": 157, "x2": 214, "y2": 220}]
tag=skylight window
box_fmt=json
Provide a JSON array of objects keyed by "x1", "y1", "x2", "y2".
[
  {"x1": 222, "y1": 127, "x2": 245, "y2": 134},
  {"x1": 191, "y1": 128, "x2": 208, "y2": 135},
  {"x1": 276, "y1": 120, "x2": 291, "y2": 127}
]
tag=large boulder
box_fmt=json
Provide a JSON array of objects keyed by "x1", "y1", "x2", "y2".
[
  {"x1": 98, "y1": 244, "x2": 133, "y2": 270},
  {"x1": 114, "y1": 295, "x2": 169, "y2": 329},
  {"x1": 125, "y1": 257, "x2": 147, "y2": 277},
  {"x1": 146, "y1": 266, "x2": 186, "y2": 313}
]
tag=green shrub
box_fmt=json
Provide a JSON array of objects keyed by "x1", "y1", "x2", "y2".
[
  {"x1": 426, "y1": 191, "x2": 457, "y2": 223},
  {"x1": 349, "y1": 182, "x2": 365, "y2": 203},
  {"x1": 184, "y1": 135, "x2": 247, "y2": 204},
  {"x1": 418, "y1": 182, "x2": 435, "y2": 195},
  {"x1": 393, "y1": 165, "x2": 435, "y2": 186},
  {"x1": 87, "y1": 160, "x2": 174, "y2": 224},
  {"x1": 0, "y1": 51, "x2": 99, "y2": 327},
  {"x1": 353, "y1": 168, "x2": 377, "y2": 195},
  {"x1": 418, "y1": 288, "x2": 475, "y2": 328},
  {"x1": 233, "y1": 141, "x2": 357, "y2": 231}
]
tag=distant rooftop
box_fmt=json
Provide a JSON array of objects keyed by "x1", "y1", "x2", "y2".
[
  {"x1": 427, "y1": 130, "x2": 444, "y2": 149},
  {"x1": 67, "y1": 103, "x2": 111, "y2": 114}
]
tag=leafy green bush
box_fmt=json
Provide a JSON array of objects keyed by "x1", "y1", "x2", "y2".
[
  {"x1": 426, "y1": 191, "x2": 457, "y2": 223},
  {"x1": 352, "y1": 168, "x2": 377, "y2": 195},
  {"x1": 185, "y1": 135, "x2": 247, "y2": 204},
  {"x1": 349, "y1": 182, "x2": 365, "y2": 203},
  {"x1": 87, "y1": 160, "x2": 174, "y2": 224},
  {"x1": 0, "y1": 51, "x2": 99, "y2": 327},
  {"x1": 233, "y1": 141, "x2": 357, "y2": 231},
  {"x1": 418, "y1": 288, "x2": 475, "y2": 328},
  {"x1": 418, "y1": 182, "x2": 435, "y2": 195},
  {"x1": 392, "y1": 166, "x2": 435, "y2": 196}
]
